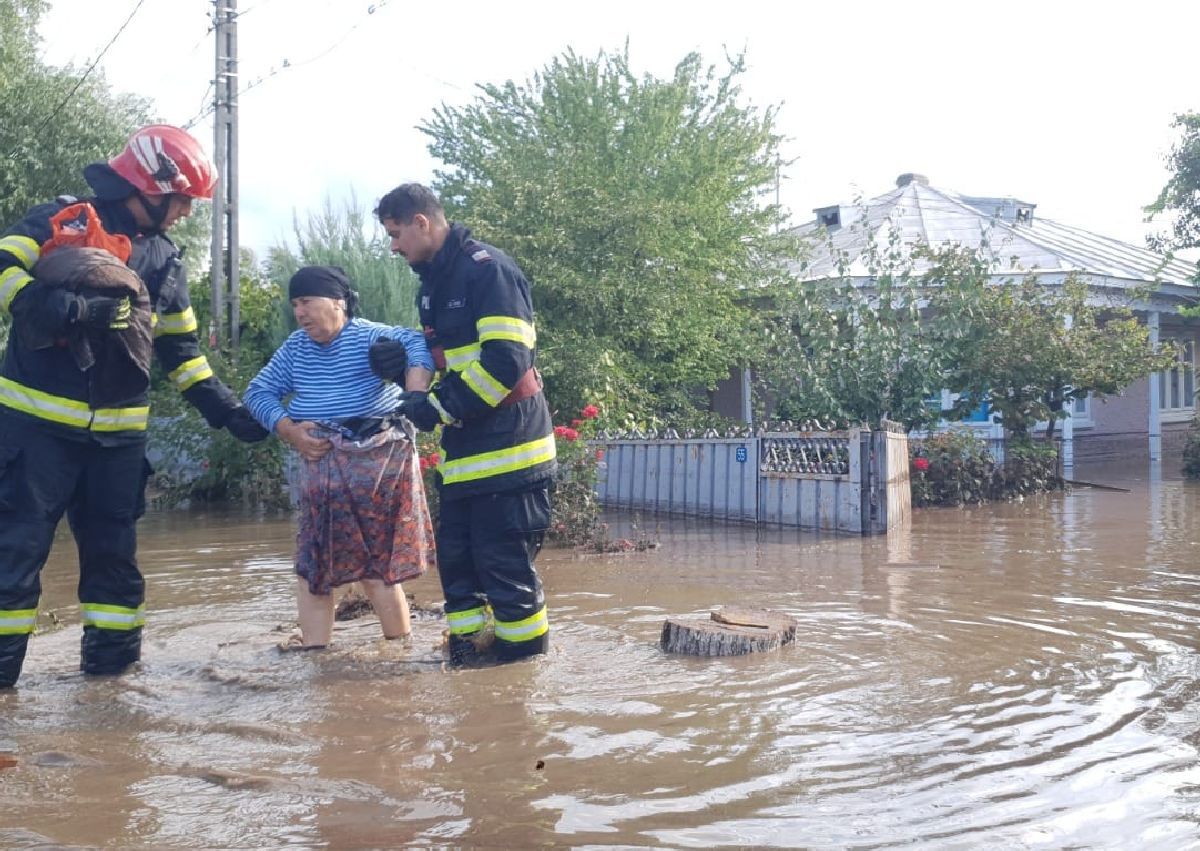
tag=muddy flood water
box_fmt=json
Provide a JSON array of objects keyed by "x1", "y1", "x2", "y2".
[{"x1": 3, "y1": 463, "x2": 1200, "y2": 848}]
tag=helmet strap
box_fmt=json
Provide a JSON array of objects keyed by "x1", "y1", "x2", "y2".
[{"x1": 137, "y1": 192, "x2": 172, "y2": 231}]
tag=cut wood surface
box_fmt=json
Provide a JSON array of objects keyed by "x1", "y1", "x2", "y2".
[{"x1": 661, "y1": 606, "x2": 797, "y2": 656}]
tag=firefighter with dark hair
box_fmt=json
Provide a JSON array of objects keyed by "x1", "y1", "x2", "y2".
[
  {"x1": 0, "y1": 124, "x2": 268, "y2": 688},
  {"x1": 372, "y1": 183, "x2": 556, "y2": 666}
]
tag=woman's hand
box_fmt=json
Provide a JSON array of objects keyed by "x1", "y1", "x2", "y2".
[{"x1": 276, "y1": 417, "x2": 332, "y2": 461}]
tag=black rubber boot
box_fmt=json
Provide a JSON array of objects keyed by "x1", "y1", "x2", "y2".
[
  {"x1": 494, "y1": 631, "x2": 549, "y2": 664},
  {"x1": 80, "y1": 626, "x2": 142, "y2": 676},
  {"x1": 0, "y1": 634, "x2": 30, "y2": 689},
  {"x1": 447, "y1": 632, "x2": 496, "y2": 668}
]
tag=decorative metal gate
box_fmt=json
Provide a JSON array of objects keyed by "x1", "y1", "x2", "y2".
[{"x1": 593, "y1": 420, "x2": 909, "y2": 535}]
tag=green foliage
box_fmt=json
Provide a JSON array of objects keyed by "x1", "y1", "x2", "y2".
[
  {"x1": 759, "y1": 235, "x2": 990, "y2": 431},
  {"x1": 420, "y1": 47, "x2": 795, "y2": 423},
  {"x1": 266, "y1": 195, "x2": 420, "y2": 329},
  {"x1": 0, "y1": 0, "x2": 153, "y2": 348},
  {"x1": 910, "y1": 430, "x2": 1060, "y2": 507},
  {"x1": 951, "y1": 276, "x2": 1177, "y2": 439},
  {"x1": 0, "y1": 0, "x2": 153, "y2": 227},
  {"x1": 545, "y1": 407, "x2": 604, "y2": 548},
  {"x1": 148, "y1": 270, "x2": 291, "y2": 508},
  {"x1": 1183, "y1": 415, "x2": 1200, "y2": 479},
  {"x1": 1146, "y1": 112, "x2": 1200, "y2": 264},
  {"x1": 761, "y1": 231, "x2": 1176, "y2": 439}
]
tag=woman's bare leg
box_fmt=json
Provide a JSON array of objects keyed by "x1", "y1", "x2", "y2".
[
  {"x1": 295, "y1": 577, "x2": 335, "y2": 646},
  {"x1": 360, "y1": 579, "x2": 411, "y2": 639}
]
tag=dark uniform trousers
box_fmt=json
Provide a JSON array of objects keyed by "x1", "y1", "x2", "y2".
[
  {"x1": 0, "y1": 413, "x2": 148, "y2": 687},
  {"x1": 437, "y1": 484, "x2": 551, "y2": 663}
]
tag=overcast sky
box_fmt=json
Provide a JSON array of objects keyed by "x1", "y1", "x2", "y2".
[{"x1": 36, "y1": 0, "x2": 1200, "y2": 260}]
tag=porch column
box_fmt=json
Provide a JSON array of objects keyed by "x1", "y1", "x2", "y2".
[
  {"x1": 1149, "y1": 311, "x2": 1161, "y2": 461},
  {"x1": 1062, "y1": 315, "x2": 1074, "y2": 469}
]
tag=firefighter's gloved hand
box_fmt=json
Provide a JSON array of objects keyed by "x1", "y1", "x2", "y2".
[
  {"x1": 72, "y1": 294, "x2": 131, "y2": 331},
  {"x1": 10, "y1": 284, "x2": 79, "y2": 338},
  {"x1": 223, "y1": 406, "x2": 270, "y2": 443},
  {"x1": 395, "y1": 390, "x2": 442, "y2": 432},
  {"x1": 368, "y1": 338, "x2": 408, "y2": 383}
]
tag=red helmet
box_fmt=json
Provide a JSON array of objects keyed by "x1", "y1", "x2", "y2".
[{"x1": 108, "y1": 124, "x2": 217, "y2": 199}]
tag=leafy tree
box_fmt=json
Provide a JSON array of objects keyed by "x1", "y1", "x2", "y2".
[
  {"x1": 0, "y1": 0, "x2": 153, "y2": 349},
  {"x1": 760, "y1": 233, "x2": 1175, "y2": 442},
  {"x1": 1146, "y1": 112, "x2": 1200, "y2": 257},
  {"x1": 421, "y1": 47, "x2": 794, "y2": 424},
  {"x1": 758, "y1": 235, "x2": 989, "y2": 431},
  {"x1": 266, "y1": 196, "x2": 420, "y2": 331},
  {"x1": 951, "y1": 276, "x2": 1177, "y2": 441},
  {"x1": 0, "y1": 0, "x2": 153, "y2": 227}
]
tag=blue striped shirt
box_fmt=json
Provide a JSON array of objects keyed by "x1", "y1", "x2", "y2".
[{"x1": 244, "y1": 318, "x2": 433, "y2": 434}]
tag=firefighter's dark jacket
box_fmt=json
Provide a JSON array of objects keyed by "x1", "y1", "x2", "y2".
[
  {"x1": 413, "y1": 224, "x2": 556, "y2": 500},
  {"x1": 0, "y1": 169, "x2": 239, "y2": 445}
]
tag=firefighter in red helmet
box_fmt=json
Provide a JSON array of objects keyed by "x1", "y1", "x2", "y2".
[{"x1": 0, "y1": 124, "x2": 268, "y2": 688}]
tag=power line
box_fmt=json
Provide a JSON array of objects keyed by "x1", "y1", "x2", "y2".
[
  {"x1": 6, "y1": 0, "x2": 149, "y2": 160},
  {"x1": 183, "y1": 0, "x2": 422, "y2": 128}
]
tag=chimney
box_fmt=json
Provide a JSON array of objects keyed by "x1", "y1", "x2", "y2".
[{"x1": 895, "y1": 173, "x2": 929, "y2": 188}]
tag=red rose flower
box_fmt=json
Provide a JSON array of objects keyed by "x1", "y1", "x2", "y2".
[{"x1": 581, "y1": 404, "x2": 599, "y2": 419}]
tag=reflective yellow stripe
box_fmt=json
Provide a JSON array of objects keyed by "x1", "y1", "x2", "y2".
[
  {"x1": 168, "y1": 356, "x2": 213, "y2": 391},
  {"x1": 439, "y1": 433, "x2": 557, "y2": 486},
  {"x1": 477, "y1": 315, "x2": 536, "y2": 348},
  {"x1": 0, "y1": 235, "x2": 39, "y2": 269},
  {"x1": 0, "y1": 266, "x2": 34, "y2": 311},
  {"x1": 81, "y1": 603, "x2": 145, "y2": 630},
  {"x1": 153, "y1": 306, "x2": 198, "y2": 337},
  {"x1": 0, "y1": 608, "x2": 37, "y2": 636},
  {"x1": 443, "y1": 342, "x2": 481, "y2": 370},
  {"x1": 447, "y1": 606, "x2": 490, "y2": 636},
  {"x1": 427, "y1": 392, "x2": 456, "y2": 425},
  {"x1": 92, "y1": 406, "x2": 150, "y2": 432},
  {"x1": 495, "y1": 606, "x2": 548, "y2": 642},
  {"x1": 0, "y1": 377, "x2": 149, "y2": 431},
  {"x1": 461, "y1": 362, "x2": 509, "y2": 407}
]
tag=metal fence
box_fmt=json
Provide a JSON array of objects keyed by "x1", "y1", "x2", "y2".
[{"x1": 593, "y1": 421, "x2": 910, "y2": 535}]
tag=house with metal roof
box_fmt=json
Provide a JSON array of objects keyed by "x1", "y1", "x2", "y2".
[{"x1": 710, "y1": 174, "x2": 1199, "y2": 465}]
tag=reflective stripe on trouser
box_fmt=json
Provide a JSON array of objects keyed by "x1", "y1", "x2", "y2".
[
  {"x1": 436, "y1": 486, "x2": 551, "y2": 651},
  {"x1": 0, "y1": 608, "x2": 37, "y2": 635},
  {"x1": 446, "y1": 605, "x2": 492, "y2": 636},
  {"x1": 0, "y1": 412, "x2": 149, "y2": 684}
]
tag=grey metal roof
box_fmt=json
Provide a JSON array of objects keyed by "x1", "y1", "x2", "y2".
[{"x1": 789, "y1": 176, "x2": 1199, "y2": 290}]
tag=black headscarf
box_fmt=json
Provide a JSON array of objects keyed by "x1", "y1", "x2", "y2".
[{"x1": 288, "y1": 265, "x2": 359, "y2": 316}]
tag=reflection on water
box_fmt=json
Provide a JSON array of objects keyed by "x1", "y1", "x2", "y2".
[{"x1": 3, "y1": 469, "x2": 1200, "y2": 847}]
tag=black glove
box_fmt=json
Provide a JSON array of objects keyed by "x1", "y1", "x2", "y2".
[
  {"x1": 71, "y1": 294, "x2": 132, "y2": 331},
  {"x1": 368, "y1": 338, "x2": 409, "y2": 383},
  {"x1": 395, "y1": 390, "x2": 442, "y2": 432},
  {"x1": 222, "y1": 406, "x2": 270, "y2": 443}
]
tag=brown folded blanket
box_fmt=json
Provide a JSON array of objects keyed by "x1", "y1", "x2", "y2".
[{"x1": 30, "y1": 246, "x2": 153, "y2": 408}]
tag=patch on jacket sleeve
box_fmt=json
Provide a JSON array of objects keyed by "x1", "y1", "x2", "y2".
[{"x1": 471, "y1": 248, "x2": 492, "y2": 263}]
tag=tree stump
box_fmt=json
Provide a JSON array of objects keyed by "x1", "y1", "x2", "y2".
[{"x1": 660, "y1": 606, "x2": 797, "y2": 656}]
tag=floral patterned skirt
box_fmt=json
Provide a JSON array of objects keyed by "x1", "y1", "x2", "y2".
[{"x1": 295, "y1": 426, "x2": 435, "y2": 595}]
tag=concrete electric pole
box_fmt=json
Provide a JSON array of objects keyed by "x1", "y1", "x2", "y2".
[{"x1": 210, "y1": 0, "x2": 240, "y2": 349}]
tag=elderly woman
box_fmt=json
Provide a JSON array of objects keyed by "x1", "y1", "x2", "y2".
[{"x1": 245, "y1": 265, "x2": 435, "y2": 649}]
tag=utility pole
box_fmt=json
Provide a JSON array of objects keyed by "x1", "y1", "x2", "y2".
[{"x1": 210, "y1": 0, "x2": 240, "y2": 349}]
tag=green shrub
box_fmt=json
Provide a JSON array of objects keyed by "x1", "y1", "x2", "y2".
[
  {"x1": 910, "y1": 429, "x2": 1061, "y2": 507},
  {"x1": 1184, "y1": 416, "x2": 1200, "y2": 479}
]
